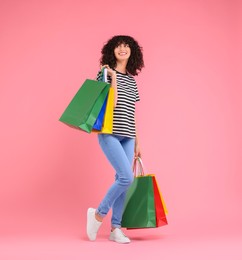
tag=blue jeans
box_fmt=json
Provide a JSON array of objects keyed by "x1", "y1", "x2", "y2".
[{"x1": 97, "y1": 134, "x2": 135, "y2": 228}]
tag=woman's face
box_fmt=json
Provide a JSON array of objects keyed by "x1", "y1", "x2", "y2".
[{"x1": 114, "y1": 43, "x2": 131, "y2": 62}]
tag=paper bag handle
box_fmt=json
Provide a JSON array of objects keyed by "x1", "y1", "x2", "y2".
[
  {"x1": 133, "y1": 156, "x2": 145, "y2": 177},
  {"x1": 99, "y1": 67, "x2": 108, "y2": 83}
]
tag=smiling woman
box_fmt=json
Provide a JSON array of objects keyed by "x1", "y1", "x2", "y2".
[
  {"x1": 100, "y1": 35, "x2": 144, "y2": 76},
  {"x1": 86, "y1": 35, "x2": 144, "y2": 244}
]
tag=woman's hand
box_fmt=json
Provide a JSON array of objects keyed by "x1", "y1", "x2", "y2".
[
  {"x1": 135, "y1": 139, "x2": 142, "y2": 158},
  {"x1": 101, "y1": 64, "x2": 116, "y2": 78}
]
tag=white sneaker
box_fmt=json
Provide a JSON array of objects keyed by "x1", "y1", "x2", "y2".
[
  {"x1": 86, "y1": 208, "x2": 102, "y2": 241},
  {"x1": 109, "y1": 228, "x2": 131, "y2": 244}
]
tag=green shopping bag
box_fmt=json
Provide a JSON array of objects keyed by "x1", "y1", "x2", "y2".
[
  {"x1": 121, "y1": 175, "x2": 157, "y2": 228},
  {"x1": 59, "y1": 78, "x2": 110, "y2": 133},
  {"x1": 121, "y1": 157, "x2": 168, "y2": 229}
]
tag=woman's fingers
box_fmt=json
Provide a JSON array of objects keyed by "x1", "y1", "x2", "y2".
[
  {"x1": 100, "y1": 64, "x2": 110, "y2": 70},
  {"x1": 100, "y1": 65, "x2": 116, "y2": 77}
]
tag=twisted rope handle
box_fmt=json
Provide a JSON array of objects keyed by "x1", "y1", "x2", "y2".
[{"x1": 133, "y1": 156, "x2": 145, "y2": 177}]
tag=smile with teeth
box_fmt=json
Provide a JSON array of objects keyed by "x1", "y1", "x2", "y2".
[{"x1": 119, "y1": 52, "x2": 127, "y2": 56}]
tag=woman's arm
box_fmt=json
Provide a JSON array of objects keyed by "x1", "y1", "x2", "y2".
[
  {"x1": 110, "y1": 72, "x2": 118, "y2": 108},
  {"x1": 101, "y1": 65, "x2": 118, "y2": 108},
  {"x1": 135, "y1": 116, "x2": 141, "y2": 158}
]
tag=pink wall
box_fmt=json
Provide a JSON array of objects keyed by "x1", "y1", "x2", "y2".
[{"x1": 0, "y1": 0, "x2": 241, "y2": 238}]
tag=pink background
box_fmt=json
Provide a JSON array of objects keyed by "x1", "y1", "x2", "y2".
[{"x1": 0, "y1": 0, "x2": 241, "y2": 259}]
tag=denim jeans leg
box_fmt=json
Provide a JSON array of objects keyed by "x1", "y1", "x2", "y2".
[
  {"x1": 111, "y1": 137, "x2": 135, "y2": 227},
  {"x1": 96, "y1": 134, "x2": 134, "y2": 228}
]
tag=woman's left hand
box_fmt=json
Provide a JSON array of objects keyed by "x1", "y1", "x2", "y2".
[{"x1": 135, "y1": 142, "x2": 142, "y2": 158}]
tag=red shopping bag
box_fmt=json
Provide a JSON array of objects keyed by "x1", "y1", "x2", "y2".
[{"x1": 152, "y1": 175, "x2": 168, "y2": 227}]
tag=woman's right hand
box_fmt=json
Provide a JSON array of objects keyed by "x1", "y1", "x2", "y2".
[{"x1": 100, "y1": 64, "x2": 116, "y2": 78}]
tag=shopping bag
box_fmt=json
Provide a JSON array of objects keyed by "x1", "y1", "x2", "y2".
[
  {"x1": 121, "y1": 174, "x2": 157, "y2": 228},
  {"x1": 92, "y1": 86, "x2": 114, "y2": 134},
  {"x1": 92, "y1": 96, "x2": 108, "y2": 130},
  {"x1": 153, "y1": 175, "x2": 168, "y2": 215},
  {"x1": 92, "y1": 68, "x2": 113, "y2": 133},
  {"x1": 152, "y1": 175, "x2": 168, "y2": 227},
  {"x1": 59, "y1": 77, "x2": 110, "y2": 133},
  {"x1": 121, "y1": 157, "x2": 168, "y2": 229},
  {"x1": 132, "y1": 158, "x2": 168, "y2": 217},
  {"x1": 92, "y1": 68, "x2": 109, "y2": 131}
]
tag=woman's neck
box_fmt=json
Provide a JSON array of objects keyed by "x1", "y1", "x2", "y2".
[{"x1": 115, "y1": 61, "x2": 128, "y2": 74}]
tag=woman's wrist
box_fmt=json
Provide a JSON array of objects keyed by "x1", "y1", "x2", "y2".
[
  {"x1": 135, "y1": 136, "x2": 139, "y2": 145},
  {"x1": 111, "y1": 71, "x2": 116, "y2": 78},
  {"x1": 111, "y1": 72, "x2": 117, "y2": 87}
]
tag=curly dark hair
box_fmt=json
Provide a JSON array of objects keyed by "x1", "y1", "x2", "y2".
[{"x1": 100, "y1": 35, "x2": 144, "y2": 76}]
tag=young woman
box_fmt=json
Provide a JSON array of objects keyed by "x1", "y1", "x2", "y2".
[{"x1": 87, "y1": 35, "x2": 144, "y2": 244}]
